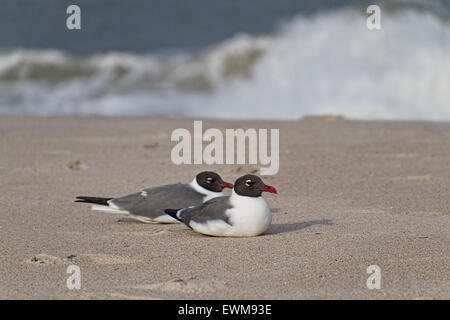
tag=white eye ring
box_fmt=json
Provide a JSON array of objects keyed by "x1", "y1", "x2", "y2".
[
  {"x1": 245, "y1": 180, "x2": 253, "y2": 187},
  {"x1": 206, "y1": 178, "x2": 213, "y2": 183}
]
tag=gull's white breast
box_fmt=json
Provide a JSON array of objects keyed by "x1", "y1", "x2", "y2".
[{"x1": 225, "y1": 192, "x2": 272, "y2": 237}]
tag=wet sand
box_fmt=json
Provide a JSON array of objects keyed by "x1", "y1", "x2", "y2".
[{"x1": 0, "y1": 115, "x2": 448, "y2": 299}]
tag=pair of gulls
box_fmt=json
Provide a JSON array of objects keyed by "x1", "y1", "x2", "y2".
[{"x1": 76, "y1": 172, "x2": 277, "y2": 237}]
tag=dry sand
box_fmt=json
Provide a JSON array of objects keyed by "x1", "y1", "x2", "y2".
[{"x1": 0, "y1": 115, "x2": 449, "y2": 299}]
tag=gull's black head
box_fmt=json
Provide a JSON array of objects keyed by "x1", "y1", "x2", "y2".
[
  {"x1": 234, "y1": 174, "x2": 278, "y2": 197},
  {"x1": 196, "y1": 171, "x2": 233, "y2": 192}
]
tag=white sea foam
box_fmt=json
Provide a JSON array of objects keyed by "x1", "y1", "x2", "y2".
[{"x1": 0, "y1": 8, "x2": 449, "y2": 120}]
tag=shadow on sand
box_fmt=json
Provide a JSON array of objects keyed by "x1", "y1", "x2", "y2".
[{"x1": 267, "y1": 219, "x2": 333, "y2": 235}]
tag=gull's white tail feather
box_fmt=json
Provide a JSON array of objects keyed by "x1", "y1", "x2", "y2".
[
  {"x1": 90, "y1": 205, "x2": 158, "y2": 224},
  {"x1": 91, "y1": 204, "x2": 129, "y2": 214}
]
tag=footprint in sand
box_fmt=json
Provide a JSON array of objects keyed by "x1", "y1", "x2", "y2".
[
  {"x1": 26, "y1": 254, "x2": 76, "y2": 265},
  {"x1": 143, "y1": 142, "x2": 159, "y2": 149},
  {"x1": 65, "y1": 160, "x2": 89, "y2": 171}
]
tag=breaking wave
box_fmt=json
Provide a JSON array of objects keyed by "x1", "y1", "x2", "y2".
[{"x1": 0, "y1": 6, "x2": 449, "y2": 120}]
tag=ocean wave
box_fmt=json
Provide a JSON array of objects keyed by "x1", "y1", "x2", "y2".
[{"x1": 0, "y1": 6, "x2": 449, "y2": 120}]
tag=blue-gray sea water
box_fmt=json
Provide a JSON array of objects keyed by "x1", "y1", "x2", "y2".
[{"x1": 0, "y1": 0, "x2": 449, "y2": 120}]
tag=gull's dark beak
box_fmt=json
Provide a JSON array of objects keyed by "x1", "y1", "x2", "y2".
[
  {"x1": 219, "y1": 182, "x2": 233, "y2": 189},
  {"x1": 259, "y1": 185, "x2": 278, "y2": 194}
]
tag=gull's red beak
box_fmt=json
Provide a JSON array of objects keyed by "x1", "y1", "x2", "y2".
[
  {"x1": 220, "y1": 182, "x2": 233, "y2": 189},
  {"x1": 259, "y1": 185, "x2": 278, "y2": 194}
]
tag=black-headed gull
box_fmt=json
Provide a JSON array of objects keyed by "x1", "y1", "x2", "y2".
[
  {"x1": 75, "y1": 171, "x2": 233, "y2": 223},
  {"x1": 165, "y1": 174, "x2": 277, "y2": 236}
]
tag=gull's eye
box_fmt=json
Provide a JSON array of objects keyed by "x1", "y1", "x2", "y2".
[
  {"x1": 245, "y1": 179, "x2": 253, "y2": 187},
  {"x1": 206, "y1": 177, "x2": 214, "y2": 183}
]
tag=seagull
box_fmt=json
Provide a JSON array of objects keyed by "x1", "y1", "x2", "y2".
[
  {"x1": 75, "y1": 171, "x2": 233, "y2": 223},
  {"x1": 165, "y1": 174, "x2": 277, "y2": 237}
]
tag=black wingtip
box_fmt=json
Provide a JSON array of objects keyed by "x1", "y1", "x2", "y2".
[
  {"x1": 165, "y1": 208, "x2": 184, "y2": 222},
  {"x1": 75, "y1": 196, "x2": 112, "y2": 205}
]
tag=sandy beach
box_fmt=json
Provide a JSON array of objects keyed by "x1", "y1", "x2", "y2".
[{"x1": 0, "y1": 115, "x2": 448, "y2": 299}]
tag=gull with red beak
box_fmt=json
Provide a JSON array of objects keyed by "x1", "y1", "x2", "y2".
[
  {"x1": 165, "y1": 174, "x2": 277, "y2": 237},
  {"x1": 75, "y1": 171, "x2": 233, "y2": 223}
]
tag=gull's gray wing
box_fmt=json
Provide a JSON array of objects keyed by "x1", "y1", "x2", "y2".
[
  {"x1": 109, "y1": 183, "x2": 205, "y2": 219},
  {"x1": 176, "y1": 196, "x2": 233, "y2": 227}
]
